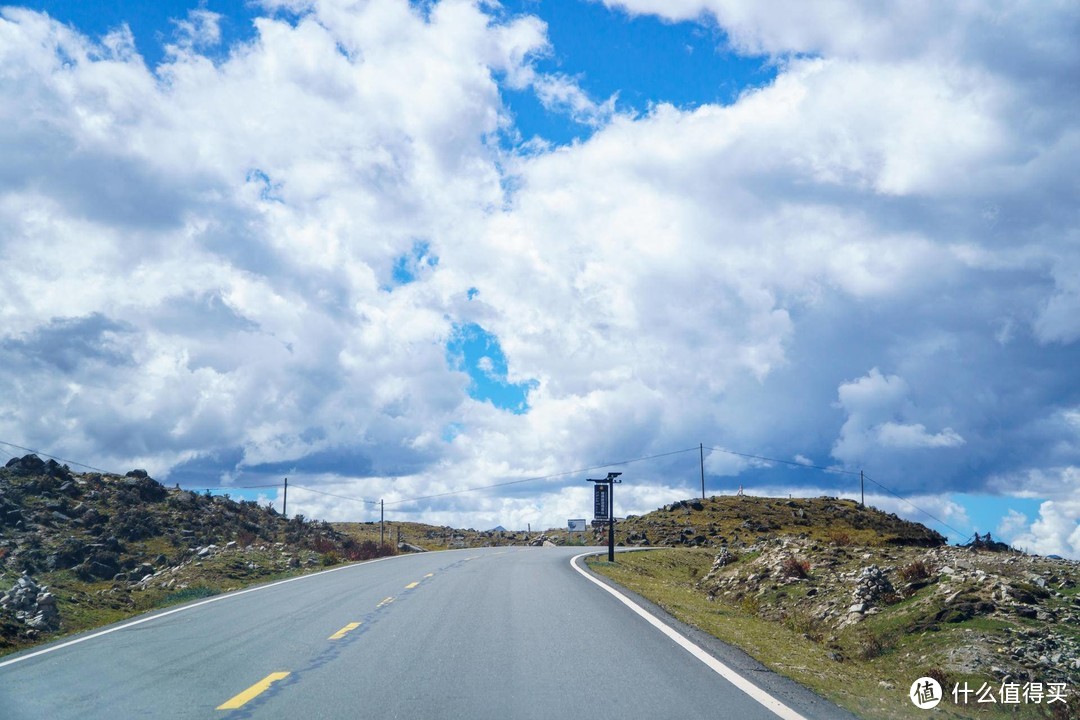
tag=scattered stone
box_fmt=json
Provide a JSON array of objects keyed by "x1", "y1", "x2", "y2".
[
  {"x1": 851, "y1": 565, "x2": 894, "y2": 608},
  {"x1": 0, "y1": 573, "x2": 60, "y2": 631}
]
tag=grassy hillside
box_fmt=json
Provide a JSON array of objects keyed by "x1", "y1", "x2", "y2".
[
  {"x1": 555, "y1": 494, "x2": 948, "y2": 549},
  {"x1": 332, "y1": 520, "x2": 548, "y2": 550},
  {"x1": 589, "y1": 532, "x2": 1078, "y2": 719},
  {"x1": 0, "y1": 455, "x2": 394, "y2": 656}
]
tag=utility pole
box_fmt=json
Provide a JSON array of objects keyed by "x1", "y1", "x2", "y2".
[
  {"x1": 380, "y1": 499, "x2": 385, "y2": 545},
  {"x1": 283, "y1": 478, "x2": 288, "y2": 518},
  {"x1": 699, "y1": 443, "x2": 705, "y2": 500},
  {"x1": 588, "y1": 472, "x2": 622, "y2": 562},
  {"x1": 860, "y1": 470, "x2": 865, "y2": 508}
]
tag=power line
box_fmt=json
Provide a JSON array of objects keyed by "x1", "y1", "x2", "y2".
[
  {"x1": 0, "y1": 439, "x2": 111, "y2": 474},
  {"x1": 862, "y1": 473, "x2": 971, "y2": 541},
  {"x1": 704, "y1": 446, "x2": 861, "y2": 476},
  {"x1": 289, "y1": 483, "x2": 378, "y2": 506},
  {"x1": 701, "y1": 445, "x2": 971, "y2": 541},
  {"x1": 193, "y1": 449, "x2": 700, "y2": 509},
  {"x1": 186, "y1": 484, "x2": 284, "y2": 491},
  {"x1": 0, "y1": 435, "x2": 975, "y2": 541}
]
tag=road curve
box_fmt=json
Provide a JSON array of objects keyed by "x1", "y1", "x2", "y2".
[{"x1": 0, "y1": 547, "x2": 855, "y2": 719}]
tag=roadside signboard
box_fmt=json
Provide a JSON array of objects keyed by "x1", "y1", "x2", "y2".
[
  {"x1": 593, "y1": 484, "x2": 609, "y2": 521},
  {"x1": 568, "y1": 518, "x2": 587, "y2": 533}
]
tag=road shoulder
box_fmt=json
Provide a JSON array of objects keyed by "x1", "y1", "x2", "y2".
[{"x1": 571, "y1": 550, "x2": 861, "y2": 720}]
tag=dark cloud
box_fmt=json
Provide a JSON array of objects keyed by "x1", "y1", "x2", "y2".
[{"x1": 0, "y1": 313, "x2": 134, "y2": 373}]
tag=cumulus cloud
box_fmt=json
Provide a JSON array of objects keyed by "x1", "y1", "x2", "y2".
[
  {"x1": 996, "y1": 509, "x2": 1029, "y2": 542},
  {"x1": 168, "y1": 7, "x2": 223, "y2": 53},
  {"x1": 1009, "y1": 500, "x2": 1080, "y2": 558},
  {"x1": 986, "y1": 466, "x2": 1080, "y2": 556},
  {"x1": 876, "y1": 423, "x2": 965, "y2": 449},
  {"x1": 830, "y1": 369, "x2": 967, "y2": 476},
  {"x1": 1, "y1": 0, "x2": 1078, "y2": 545}
]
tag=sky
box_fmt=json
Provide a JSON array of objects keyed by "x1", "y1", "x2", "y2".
[{"x1": 0, "y1": 0, "x2": 1078, "y2": 555}]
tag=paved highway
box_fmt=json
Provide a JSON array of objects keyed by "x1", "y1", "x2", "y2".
[{"x1": 0, "y1": 547, "x2": 856, "y2": 719}]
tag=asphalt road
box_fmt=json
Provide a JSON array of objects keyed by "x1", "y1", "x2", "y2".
[{"x1": 0, "y1": 547, "x2": 856, "y2": 719}]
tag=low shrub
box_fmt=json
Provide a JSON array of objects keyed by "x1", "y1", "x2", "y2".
[
  {"x1": 342, "y1": 540, "x2": 396, "y2": 562},
  {"x1": 899, "y1": 560, "x2": 934, "y2": 583},
  {"x1": 780, "y1": 555, "x2": 811, "y2": 579},
  {"x1": 827, "y1": 530, "x2": 853, "y2": 546},
  {"x1": 852, "y1": 629, "x2": 894, "y2": 660},
  {"x1": 739, "y1": 594, "x2": 762, "y2": 616}
]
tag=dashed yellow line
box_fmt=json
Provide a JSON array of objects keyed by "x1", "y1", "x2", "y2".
[
  {"x1": 404, "y1": 581, "x2": 419, "y2": 589},
  {"x1": 377, "y1": 596, "x2": 394, "y2": 608},
  {"x1": 424, "y1": 573, "x2": 434, "y2": 578},
  {"x1": 328, "y1": 622, "x2": 362, "y2": 640},
  {"x1": 217, "y1": 671, "x2": 290, "y2": 710}
]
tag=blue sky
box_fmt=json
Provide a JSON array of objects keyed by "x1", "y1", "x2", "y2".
[{"x1": 1, "y1": 0, "x2": 1078, "y2": 554}]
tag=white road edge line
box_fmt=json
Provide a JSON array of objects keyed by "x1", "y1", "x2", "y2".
[
  {"x1": 0, "y1": 553, "x2": 403, "y2": 670},
  {"x1": 571, "y1": 551, "x2": 810, "y2": 720}
]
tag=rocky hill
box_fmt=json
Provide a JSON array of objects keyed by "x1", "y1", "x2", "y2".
[
  {"x1": 538, "y1": 494, "x2": 948, "y2": 549},
  {"x1": 0, "y1": 455, "x2": 394, "y2": 655},
  {"x1": 697, "y1": 536, "x2": 1079, "y2": 683},
  {"x1": 585, "y1": 496, "x2": 1080, "y2": 719}
]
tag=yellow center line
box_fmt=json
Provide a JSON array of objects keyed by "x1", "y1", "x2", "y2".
[
  {"x1": 328, "y1": 622, "x2": 362, "y2": 640},
  {"x1": 377, "y1": 596, "x2": 394, "y2": 608},
  {"x1": 217, "y1": 671, "x2": 290, "y2": 710},
  {"x1": 404, "y1": 581, "x2": 419, "y2": 589},
  {"x1": 424, "y1": 573, "x2": 434, "y2": 578}
]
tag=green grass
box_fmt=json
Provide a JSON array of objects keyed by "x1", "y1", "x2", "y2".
[
  {"x1": 588, "y1": 549, "x2": 1076, "y2": 720},
  {"x1": 157, "y1": 586, "x2": 219, "y2": 607}
]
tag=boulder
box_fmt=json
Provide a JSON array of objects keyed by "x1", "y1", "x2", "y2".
[
  {"x1": 0, "y1": 573, "x2": 60, "y2": 631},
  {"x1": 5, "y1": 455, "x2": 46, "y2": 476}
]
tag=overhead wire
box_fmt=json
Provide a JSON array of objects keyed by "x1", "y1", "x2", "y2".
[
  {"x1": 0, "y1": 435, "x2": 975, "y2": 540},
  {"x1": 0, "y1": 439, "x2": 111, "y2": 474},
  {"x1": 289, "y1": 483, "x2": 378, "y2": 505},
  {"x1": 862, "y1": 473, "x2": 971, "y2": 541},
  {"x1": 704, "y1": 446, "x2": 861, "y2": 476},
  {"x1": 702, "y1": 444, "x2": 972, "y2": 540}
]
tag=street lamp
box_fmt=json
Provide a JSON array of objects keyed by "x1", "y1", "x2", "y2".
[{"x1": 587, "y1": 472, "x2": 622, "y2": 561}]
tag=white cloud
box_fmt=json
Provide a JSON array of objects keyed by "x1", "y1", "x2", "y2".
[
  {"x1": 832, "y1": 369, "x2": 911, "y2": 458},
  {"x1": 1009, "y1": 500, "x2": 1080, "y2": 558},
  {"x1": 983, "y1": 466, "x2": 1080, "y2": 557},
  {"x1": 996, "y1": 508, "x2": 1029, "y2": 541},
  {"x1": 168, "y1": 8, "x2": 223, "y2": 53},
  {"x1": 876, "y1": 422, "x2": 965, "y2": 449},
  {"x1": 601, "y1": 1, "x2": 1080, "y2": 71},
  {"x1": 0, "y1": 1, "x2": 1078, "y2": 535},
  {"x1": 522, "y1": 71, "x2": 617, "y2": 127}
]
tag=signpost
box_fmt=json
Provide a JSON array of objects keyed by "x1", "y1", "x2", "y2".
[
  {"x1": 568, "y1": 518, "x2": 587, "y2": 533},
  {"x1": 593, "y1": 485, "x2": 609, "y2": 521},
  {"x1": 587, "y1": 472, "x2": 622, "y2": 562}
]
